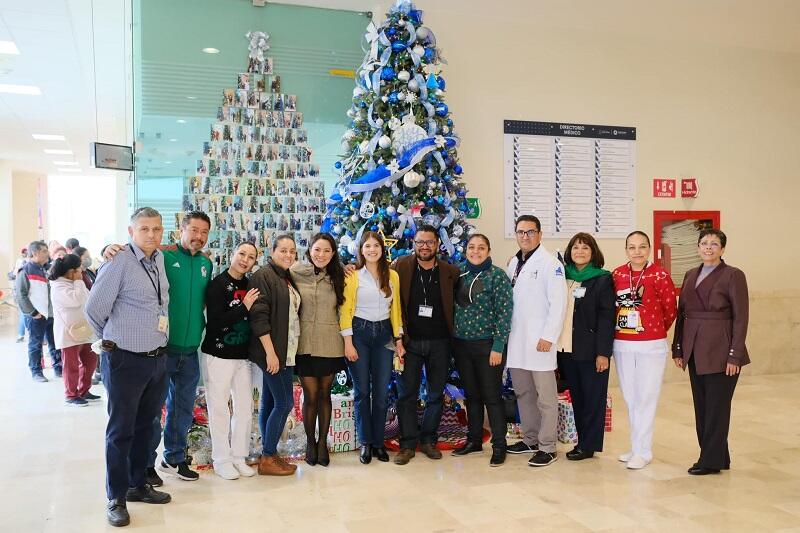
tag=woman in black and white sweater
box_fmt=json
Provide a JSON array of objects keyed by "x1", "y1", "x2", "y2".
[{"x1": 202, "y1": 242, "x2": 260, "y2": 480}]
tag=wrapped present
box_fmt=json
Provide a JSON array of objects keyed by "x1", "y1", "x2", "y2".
[
  {"x1": 292, "y1": 381, "x2": 304, "y2": 422},
  {"x1": 557, "y1": 392, "x2": 578, "y2": 444},
  {"x1": 328, "y1": 393, "x2": 360, "y2": 453},
  {"x1": 507, "y1": 423, "x2": 523, "y2": 440},
  {"x1": 605, "y1": 394, "x2": 613, "y2": 432}
]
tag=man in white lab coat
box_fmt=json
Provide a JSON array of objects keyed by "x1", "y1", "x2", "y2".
[{"x1": 505, "y1": 215, "x2": 567, "y2": 467}]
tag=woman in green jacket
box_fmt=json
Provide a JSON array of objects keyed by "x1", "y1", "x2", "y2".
[{"x1": 451, "y1": 234, "x2": 514, "y2": 467}]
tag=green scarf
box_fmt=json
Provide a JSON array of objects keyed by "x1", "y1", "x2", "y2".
[{"x1": 565, "y1": 263, "x2": 609, "y2": 282}]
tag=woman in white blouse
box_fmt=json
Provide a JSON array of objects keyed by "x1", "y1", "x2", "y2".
[{"x1": 339, "y1": 231, "x2": 404, "y2": 464}]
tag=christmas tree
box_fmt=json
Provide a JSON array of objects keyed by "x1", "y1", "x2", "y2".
[
  {"x1": 178, "y1": 31, "x2": 326, "y2": 277},
  {"x1": 321, "y1": 0, "x2": 472, "y2": 262}
]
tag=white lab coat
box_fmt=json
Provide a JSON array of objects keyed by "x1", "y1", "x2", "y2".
[{"x1": 505, "y1": 245, "x2": 568, "y2": 371}]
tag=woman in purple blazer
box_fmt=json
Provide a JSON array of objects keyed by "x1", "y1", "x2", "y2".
[{"x1": 672, "y1": 229, "x2": 749, "y2": 476}]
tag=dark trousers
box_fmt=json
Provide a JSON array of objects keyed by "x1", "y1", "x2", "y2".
[
  {"x1": 397, "y1": 337, "x2": 450, "y2": 449},
  {"x1": 148, "y1": 351, "x2": 201, "y2": 466},
  {"x1": 453, "y1": 338, "x2": 507, "y2": 450},
  {"x1": 559, "y1": 352, "x2": 610, "y2": 452},
  {"x1": 27, "y1": 316, "x2": 61, "y2": 376},
  {"x1": 347, "y1": 317, "x2": 393, "y2": 447},
  {"x1": 689, "y1": 356, "x2": 738, "y2": 470},
  {"x1": 102, "y1": 349, "x2": 167, "y2": 500}
]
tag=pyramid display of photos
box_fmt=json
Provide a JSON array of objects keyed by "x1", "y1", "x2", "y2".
[{"x1": 175, "y1": 39, "x2": 325, "y2": 276}]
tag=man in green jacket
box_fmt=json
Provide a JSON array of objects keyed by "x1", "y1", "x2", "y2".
[
  {"x1": 149, "y1": 212, "x2": 213, "y2": 482},
  {"x1": 101, "y1": 211, "x2": 213, "y2": 485}
]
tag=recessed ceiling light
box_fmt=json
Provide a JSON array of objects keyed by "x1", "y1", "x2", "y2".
[
  {"x1": 56, "y1": 168, "x2": 81, "y2": 173},
  {"x1": 44, "y1": 149, "x2": 72, "y2": 155},
  {"x1": 0, "y1": 41, "x2": 20, "y2": 55},
  {"x1": 32, "y1": 134, "x2": 66, "y2": 141},
  {"x1": 186, "y1": 96, "x2": 197, "y2": 100},
  {"x1": 164, "y1": 161, "x2": 172, "y2": 164},
  {"x1": 169, "y1": 138, "x2": 178, "y2": 142},
  {"x1": 0, "y1": 84, "x2": 41, "y2": 95},
  {"x1": 53, "y1": 161, "x2": 78, "y2": 166},
  {"x1": 201, "y1": 47, "x2": 220, "y2": 54},
  {"x1": 176, "y1": 119, "x2": 186, "y2": 124}
]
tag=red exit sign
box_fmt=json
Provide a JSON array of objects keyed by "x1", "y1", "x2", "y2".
[{"x1": 653, "y1": 178, "x2": 676, "y2": 198}]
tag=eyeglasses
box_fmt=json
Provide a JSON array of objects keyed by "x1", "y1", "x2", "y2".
[
  {"x1": 414, "y1": 239, "x2": 437, "y2": 247},
  {"x1": 515, "y1": 229, "x2": 540, "y2": 238}
]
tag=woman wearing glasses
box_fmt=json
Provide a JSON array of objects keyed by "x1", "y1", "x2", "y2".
[{"x1": 672, "y1": 229, "x2": 749, "y2": 475}]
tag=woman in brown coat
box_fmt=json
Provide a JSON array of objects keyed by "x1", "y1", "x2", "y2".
[
  {"x1": 290, "y1": 233, "x2": 346, "y2": 467},
  {"x1": 672, "y1": 229, "x2": 749, "y2": 475}
]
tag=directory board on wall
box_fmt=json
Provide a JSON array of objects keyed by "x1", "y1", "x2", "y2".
[{"x1": 503, "y1": 120, "x2": 637, "y2": 239}]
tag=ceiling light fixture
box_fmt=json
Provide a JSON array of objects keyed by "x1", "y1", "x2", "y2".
[
  {"x1": 169, "y1": 138, "x2": 178, "y2": 142},
  {"x1": 53, "y1": 161, "x2": 78, "y2": 166},
  {"x1": 32, "y1": 134, "x2": 66, "y2": 141},
  {"x1": 202, "y1": 47, "x2": 220, "y2": 54},
  {"x1": 176, "y1": 119, "x2": 186, "y2": 124},
  {"x1": 186, "y1": 96, "x2": 197, "y2": 100},
  {"x1": 44, "y1": 149, "x2": 73, "y2": 155},
  {"x1": 0, "y1": 84, "x2": 42, "y2": 95},
  {"x1": 0, "y1": 41, "x2": 20, "y2": 55}
]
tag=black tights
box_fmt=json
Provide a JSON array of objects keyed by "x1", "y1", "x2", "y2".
[{"x1": 301, "y1": 374, "x2": 334, "y2": 446}]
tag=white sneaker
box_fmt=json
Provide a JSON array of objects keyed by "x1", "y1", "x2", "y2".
[
  {"x1": 618, "y1": 451, "x2": 633, "y2": 462},
  {"x1": 233, "y1": 461, "x2": 257, "y2": 477},
  {"x1": 626, "y1": 456, "x2": 650, "y2": 469},
  {"x1": 214, "y1": 462, "x2": 240, "y2": 480}
]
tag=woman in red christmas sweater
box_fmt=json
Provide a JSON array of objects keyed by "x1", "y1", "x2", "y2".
[{"x1": 612, "y1": 231, "x2": 677, "y2": 470}]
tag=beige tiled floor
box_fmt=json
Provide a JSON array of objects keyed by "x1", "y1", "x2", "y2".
[{"x1": 1, "y1": 325, "x2": 798, "y2": 532}]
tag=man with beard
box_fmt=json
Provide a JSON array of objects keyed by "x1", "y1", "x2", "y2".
[
  {"x1": 104, "y1": 211, "x2": 213, "y2": 484},
  {"x1": 392, "y1": 225, "x2": 460, "y2": 465}
]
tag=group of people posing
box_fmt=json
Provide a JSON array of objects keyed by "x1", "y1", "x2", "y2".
[{"x1": 36, "y1": 206, "x2": 748, "y2": 528}]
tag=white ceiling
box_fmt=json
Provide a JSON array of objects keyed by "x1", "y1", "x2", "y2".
[
  {"x1": 0, "y1": 0, "x2": 128, "y2": 177},
  {"x1": 0, "y1": 0, "x2": 797, "y2": 178}
]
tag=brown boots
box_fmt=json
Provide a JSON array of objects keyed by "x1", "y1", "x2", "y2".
[{"x1": 257, "y1": 454, "x2": 297, "y2": 476}]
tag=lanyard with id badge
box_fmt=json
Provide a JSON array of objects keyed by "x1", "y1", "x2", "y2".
[
  {"x1": 131, "y1": 247, "x2": 169, "y2": 334},
  {"x1": 625, "y1": 264, "x2": 646, "y2": 329},
  {"x1": 417, "y1": 264, "x2": 437, "y2": 318}
]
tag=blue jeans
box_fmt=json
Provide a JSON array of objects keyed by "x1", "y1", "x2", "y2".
[
  {"x1": 347, "y1": 318, "x2": 393, "y2": 447},
  {"x1": 259, "y1": 366, "x2": 294, "y2": 455},
  {"x1": 102, "y1": 348, "x2": 167, "y2": 500},
  {"x1": 17, "y1": 309, "x2": 26, "y2": 338},
  {"x1": 27, "y1": 316, "x2": 62, "y2": 376},
  {"x1": 148, "y1": 351, "x2": 200, "y2": 466}
]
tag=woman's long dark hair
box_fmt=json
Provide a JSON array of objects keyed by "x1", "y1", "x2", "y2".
[
  {"x1": 48, "y1": 253, "x2": 82, "y2": 281},
  {"x1": 306, "y1": 233, "x2": 345, "y2": 307},
  {"x1": 355, "y1": 231, "x2": 391, "y2": 298}
]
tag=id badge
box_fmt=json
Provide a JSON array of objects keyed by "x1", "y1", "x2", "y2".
[
  {"x1": 418, "y1": 305, "x2": 433, "y2": 318},
  {"x1": 157, "y1": 315, "x2": 169, "y2": 333},
  {"x1": 627, "y1": 311, "x2": 639, "y2": 329},
  {"x1": 572, "y1": 287, "x2": 587, "y2": 298}
]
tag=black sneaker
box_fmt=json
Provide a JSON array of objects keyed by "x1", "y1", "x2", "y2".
[
  {"x1": 489, "y1": 449, "x2": 506, "y2": 467},
  {"x1": 158, "y1": 460, "x2": 199, "y2": 481},
  {"x1": 65, "y1": 397, "x2": 89, "y2": 407},
  {"x1": 146, "y1": 467, "x2": 163, "y2": 487},
  {"x1": 125, "y1": 484, "x2": 171, "y2": 504},
  {"x1": 106, "y1": 498, "x2": 130, "y2": 527},
  {"x1": 82, "y1": 391, "x2": 101, "y2": 401},
  {"x1": 507, "y1": 441, "x2": 537, "y2": 454},
  {"x1": 528, "y1": 450, "x2": 557, "y2": 467}
]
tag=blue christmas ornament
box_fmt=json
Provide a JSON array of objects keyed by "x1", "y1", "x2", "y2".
[
  {"x1": 447, "y1": 119, "x2": 453, "y2": 126},
  {"x1": 352, "y1": 200, "x2": 360, "y2": 209},
  {"x1": 457, "y1": 189, "x2": 466, "y2": 198},
  {"x1": 435, "y1": 103, "x2": 449, "y2": 116},
  {"x1": 334, "y1": 161, "x2": 342, "y2": 169},
  {"x1": 371, "y1": 224, "x2": 378, "y2": 231},
  {"x1": 388, "y1": 91, "x2": 399, "y2": 104},
  {"x1": 454, "y1": 164, "x2": 463, "y2": 175},
  {"x1": 409, "y1": 10, "x2": 422, "y2": 24},
  {"x1": 425, "y1": 198, "x2": 435, "y2": 207},
  {"x1": 424, "y1": 48, "x2": 435, "y2": 62},
  {"x1": 453, "y1": 252, "x2": 462, "y2": 261},
  {"x1": 381, "y1": 66, "x2": 396, "y2": 81},
  {"x1": 386, "y1": 27, "x2": 397, "y2": 37},
  {"x1": 437, "y1": 77, "x2": 446, "y2": 90},
  {"x1": 360, "y1": 102, "x2": 367, "y2": 108},
  {"x1": 426, "y1": 74, "x2": 438, "y2": 90},
  {"x1": 391, "y1": 41, "x2": 406, "y2": 52},
  {"x1": 443, "y1": 174, "x2": 452, "y2": 182},
  {"x1": 403, "y1": 228, "x2": 414, "y2": 238},
  {"x1": 379, "y1": 208, "x2": 387, "y2": 217}
]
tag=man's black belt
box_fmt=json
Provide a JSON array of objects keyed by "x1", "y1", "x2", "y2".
[{"x1": 101, "y1": 340, "x2": 167, "y2": 357}]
